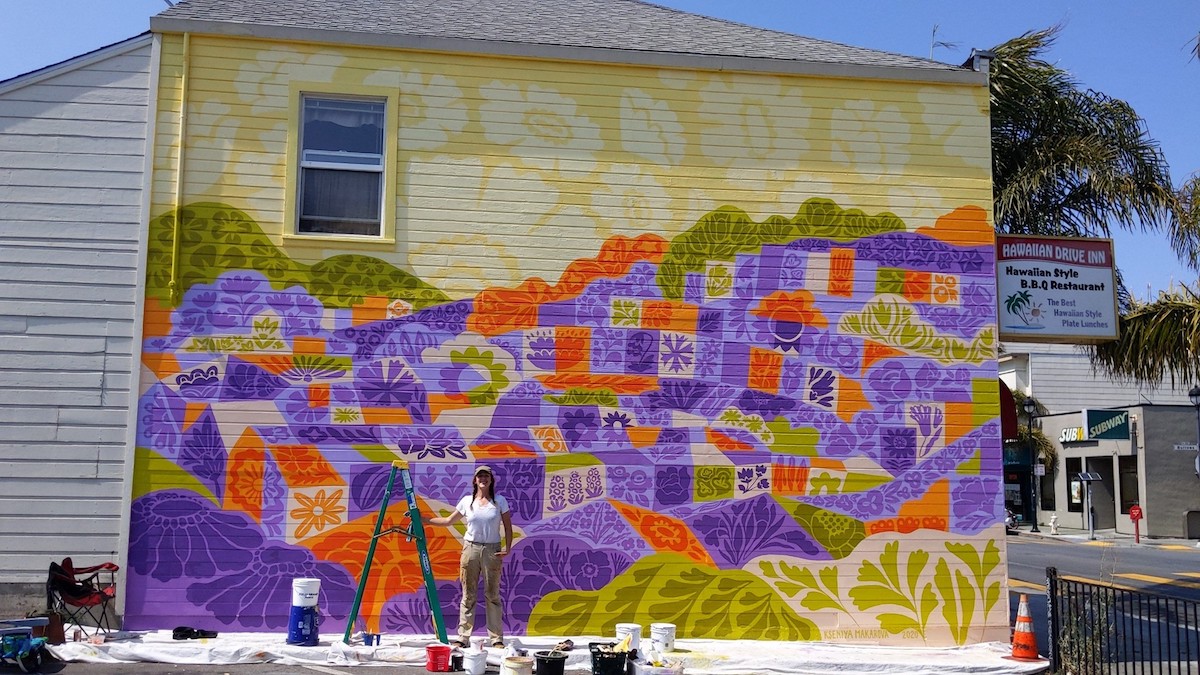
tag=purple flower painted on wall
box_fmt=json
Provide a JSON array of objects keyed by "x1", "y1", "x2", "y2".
[
  {"x1": 655, "y1": 466, "x2": 691, "y2": 508},
  {"x1": 358, "y1": 360, "x2": 420, "y2": 408},
  {"x1": 560, "y1": 408, "x2": 600, "y2": 446},
  {"x1": 223, "y1": 359, "x2": 286, "y2": 401},
  {"x1": 176, "y1": 365, "x2": 221, "y2": 400},
  {"x1": 660, "y1": 333, "x2": 694, "y2": 373},
  {"x1": 185, "y1": 542, "x2": 355, "y2": 629},
  {"x1": 128, "y1": 491, "x2": 262, "y2": 582}
]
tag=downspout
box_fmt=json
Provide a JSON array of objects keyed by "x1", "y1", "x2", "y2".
[{"x1": 168, "y1": 32, "x2": 190, "y2": 304}]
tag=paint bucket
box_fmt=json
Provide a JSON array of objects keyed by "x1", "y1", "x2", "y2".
[
  {"x1": 649, "y1": 623, "x2": 676, "y2": 651},
  {"x1": 500, "y1": 655, "x2": 534, "y2": 675},
  {"x1": 426, "y1": 644, "x2": 452, "y2": 672},
  {"x1": 463, "y1": 650, "x2": 488, "y2": 675},
  {"x1": 615, "y1": 623, "x2": 642, "y2": 651},
  {"x1": 291, "y1": 578, "x2": 321, "y2": 607},
  {"x1": 471, "y1": 636, "x2": 487, "y2": 652},
  {"x1": 589, "y1": 642, "x2": 629, "y2": 675},
  {"x1": 285, "y1": 605, "x2": 319, "y2": 646},
  {"x1": 534, "y1": 650, "x2": 567, "y2": 675}
]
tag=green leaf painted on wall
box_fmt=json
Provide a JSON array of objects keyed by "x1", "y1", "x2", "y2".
[
  {"x1": 694, "y1": 465, "x2": 735, "y2": 502},
  {"x1": 529, "y1": 554, "x2": 817, "y2": 640},
  {"x1": 706, "y1": 264, "x2": 733, "y2": 297},
  {"x1": 848, "y1": 541, "x2": 937, "y2": 638},
  {"x1": 838, "y1": 296, "x2": 996, "y2": 366},
  {"x1": 656, "y1": 199, "x2": 905, "y2": 300},
  {"x1": 759, "y1": 560, "x2": 852, "y2": 615},
  {"x1": 148, "y1": 203, "x2": 449, "y2": 309},
  {"x1": 945, "y1": 541, "x2": 1002, "y2": 617},
  {"x1": 933, "y1": 559, "x2": 978, "y2": 645},
  {"x1": 875, "y1": 267, "x2": 906, "y2": 295}
]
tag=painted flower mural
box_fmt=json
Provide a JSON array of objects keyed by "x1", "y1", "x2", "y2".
[{"x1": 129, "y1": 199, "x2": 1004, "y2": 646}]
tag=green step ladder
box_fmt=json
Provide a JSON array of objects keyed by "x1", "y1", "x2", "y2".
[{"x1": 342, "y1": 459, "x2": 447, "y2": 644}]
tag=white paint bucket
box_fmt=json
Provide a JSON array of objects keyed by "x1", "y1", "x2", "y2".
[
  {"x1": 650, "y1": 622, "x2": 676, "y2": 651},
  {"x1": 500, "y1": 655, "x2": 534, "y2": 675},
  {"x1": 615, "y1": 622, "x2": 642, "y2": 651},
  {"x1": 291, "y1": 578, "x2": 321, "y2": 607},
  {"x1": 470, "y1": 636, "x2": 487, "y2": 652},
  {"x1": 463, "y1": 650, "x2": 488, "y2": 675}
]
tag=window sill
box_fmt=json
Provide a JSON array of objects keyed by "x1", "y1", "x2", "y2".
[{"x1": 283, "y1": 233, "x2": 397, "y2": 247}]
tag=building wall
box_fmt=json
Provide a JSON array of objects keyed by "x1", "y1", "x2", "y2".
[
  {"x1": 0, "y1": 38, "x2": 152, "y2": 609},
  {"x1": 1038, "y1": 405, "x2": 1200, "y2": 538},
  {"x1": 1001, "y1": 342, "x2": 1193, "y2": 413},
  {"x1": 131, "y1": 34, "x2": 1005, "y2": 645}
]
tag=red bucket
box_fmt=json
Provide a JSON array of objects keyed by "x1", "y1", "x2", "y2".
[{"x1": 426, "y1": 644, "x2": 452, "y2": 672}]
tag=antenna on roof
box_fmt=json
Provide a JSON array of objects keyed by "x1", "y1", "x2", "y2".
[
  {"x1": 163, "y1": 0, "x2": 176, "y2": 6},
  {"x1": 930, "y1": 24, "x2": 960, "y2": 60}
]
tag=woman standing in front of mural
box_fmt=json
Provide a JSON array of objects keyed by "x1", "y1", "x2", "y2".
[{"x1": 423, "y1": 465, "x2": 513, "y2": 648}]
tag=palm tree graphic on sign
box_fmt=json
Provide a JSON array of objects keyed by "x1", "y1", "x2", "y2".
[{"x1": 1004, "y1": 290, "x2": 1043, "y2": 327}]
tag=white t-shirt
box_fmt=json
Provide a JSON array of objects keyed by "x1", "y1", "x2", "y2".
[{"x1": 455, "y1": 494, "x2": 510, "y2": 544}]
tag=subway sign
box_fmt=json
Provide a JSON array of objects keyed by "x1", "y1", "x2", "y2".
[{"x1": 1059, "y1": 409, "x2": 1129, "y2": 443}]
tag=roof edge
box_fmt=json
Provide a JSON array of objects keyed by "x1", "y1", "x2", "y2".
[
  {"x1": 0, "y1": 33, "x2": 154, "y2": 95},
  {"x1": 149, "y1": 18, "x2": 987, "y2": 86}
]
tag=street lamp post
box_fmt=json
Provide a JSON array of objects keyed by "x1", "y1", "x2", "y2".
[{"x1": 1023, "y1": 397, "x2": 1040, "y2": 533}]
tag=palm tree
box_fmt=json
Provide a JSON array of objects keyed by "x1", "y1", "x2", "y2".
[
  {"x1": 989, "y1": 27, "x2": 1200, "y2": 383},
  {"x1": 989, "y1": 27, "x2": 1181, "y2": 255},
  {"x1": 1079, "y1": 32, "x2": 1200, "y2": 384}
]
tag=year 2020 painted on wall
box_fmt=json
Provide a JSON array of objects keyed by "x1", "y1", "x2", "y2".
[{"x1": 128, "y1": 37, "x2": 1004, "y2": 646}]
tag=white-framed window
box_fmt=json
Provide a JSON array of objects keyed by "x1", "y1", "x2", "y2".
[{"x1": 297, "y1": 95, "x2": 386, "y2": 237}]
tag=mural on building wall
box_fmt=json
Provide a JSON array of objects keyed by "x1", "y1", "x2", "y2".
[{"x1": 130, "y1": 198, "x2": 1004, "y2": 644}]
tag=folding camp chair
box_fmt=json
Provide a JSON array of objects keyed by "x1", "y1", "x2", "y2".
[{"x1": 46, "y1": 557, "x2": 118, "y2": 636}]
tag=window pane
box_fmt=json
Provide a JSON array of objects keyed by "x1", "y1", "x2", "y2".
[
  {"x1": 302, "y1": 98, "x2": 384, "y2": 155},
  {"x1": 299, "y1": 167, "x2": 381, "y2": 236},
  {"x1": 1066, "y1": 457, "x2": 1082, "y2": 513}
]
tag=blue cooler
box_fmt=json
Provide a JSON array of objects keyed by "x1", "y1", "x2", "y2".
[{"x1": 286, "y1": 578, "x2": 321, "y2": 646}]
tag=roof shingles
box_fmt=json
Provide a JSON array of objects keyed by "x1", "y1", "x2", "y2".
[{"x1": 153, "y1": 0, "x2": 966, "y2": 73}]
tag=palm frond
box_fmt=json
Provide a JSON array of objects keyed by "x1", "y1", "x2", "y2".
[
  {"x1": 989, "y1": 26, "x2": 1179, "y2": 245},
  {"x1": 1090, "y1": 285, "x2": 1200, "y2": 385}
]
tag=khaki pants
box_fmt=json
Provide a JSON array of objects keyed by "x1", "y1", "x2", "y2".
[{"x1": 458, "y1": 541, "x2": 503, "y2": 643}]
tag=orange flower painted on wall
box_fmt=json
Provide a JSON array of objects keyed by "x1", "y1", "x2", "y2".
[
  {"x1": 751, "y1": 290, "x2": 828, "y2": 352},
  {"x1": 290, "y1": 488, "x2": 347, "y2": 539}
]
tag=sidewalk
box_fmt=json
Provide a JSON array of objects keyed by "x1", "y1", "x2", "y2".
[{"x1": 1010, "y1": 524, "x2": 1200, "y2": 549}]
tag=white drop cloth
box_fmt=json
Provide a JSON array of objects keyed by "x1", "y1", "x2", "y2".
[{"x1": 46, "y1": 628, "x2": 1049, "y2": 674}]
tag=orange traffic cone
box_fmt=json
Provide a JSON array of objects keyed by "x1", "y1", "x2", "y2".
[{"x1": 1011, "y1": 593, "x2": 1040, "y2": 660}]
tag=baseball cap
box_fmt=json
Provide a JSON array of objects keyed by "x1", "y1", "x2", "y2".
[{"x1": 474, "y1": 465, "x2": 493, "y2": 476}]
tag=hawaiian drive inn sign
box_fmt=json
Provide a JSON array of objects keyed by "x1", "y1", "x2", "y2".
[{"x1": 997, "y1": 235, "x2": 1118, "y2": 343}]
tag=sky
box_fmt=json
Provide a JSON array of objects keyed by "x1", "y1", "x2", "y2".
[{"x1": 2, "y1": 0, "x2": 1197, "y2": 299}]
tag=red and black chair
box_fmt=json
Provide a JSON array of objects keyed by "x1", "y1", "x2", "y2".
[{"x1": 46, "y1": 557, "x2": 118, "y2": 636}]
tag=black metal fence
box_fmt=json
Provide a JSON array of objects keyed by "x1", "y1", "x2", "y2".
[{"x1": 1047, "y1": 566, "x2": 1200, "y2": 674}]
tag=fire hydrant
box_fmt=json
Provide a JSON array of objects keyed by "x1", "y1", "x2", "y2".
[{"x1": 1049, "y1": 514, "x2": 1059, "y2": 535}]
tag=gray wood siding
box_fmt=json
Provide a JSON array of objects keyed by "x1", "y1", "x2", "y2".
[
  {"x1": 1002, "y1": 341, "x2": 1193, "y2": 412},
  {"x1": 0, "y1": 38, "x2": 151, "y2": 588}
]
